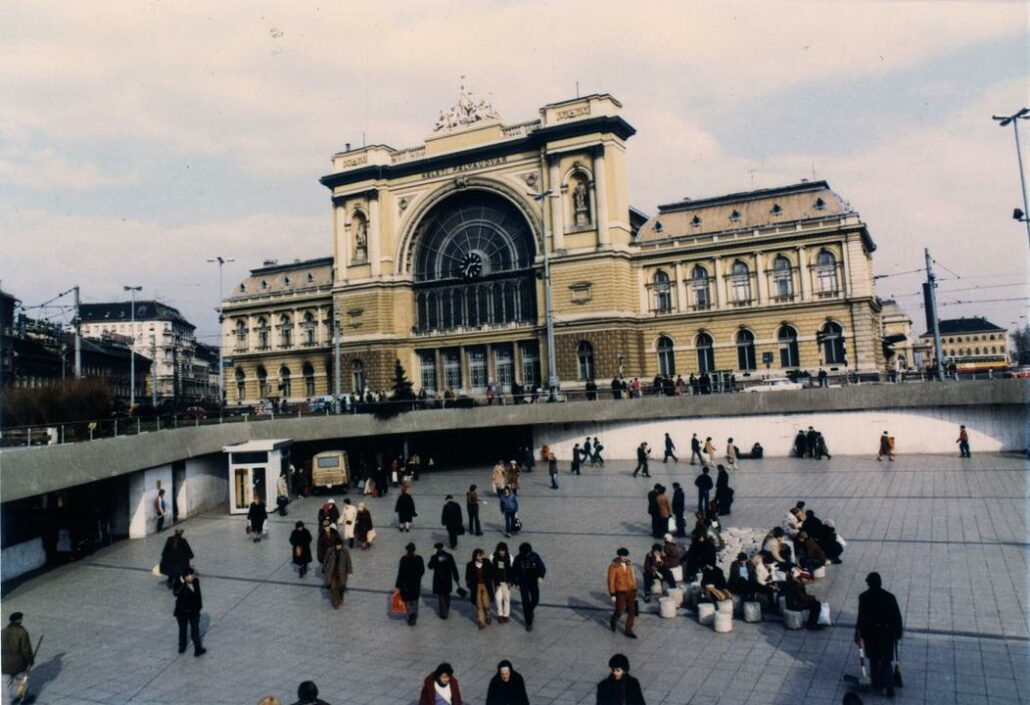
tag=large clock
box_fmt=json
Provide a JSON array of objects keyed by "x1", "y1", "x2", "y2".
[{"x1": 460, "y1": 252, "x2": 483, "y2": 280}]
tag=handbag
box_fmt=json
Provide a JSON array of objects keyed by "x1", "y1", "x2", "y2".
[
  {"x1": 366, "y1": 529, "x2": 377, "y2": 543},
  {"x1": 390, "y1": 589, "x2": 407, "y2": 614},
  {"x1": 893, "y1": 643, "x2": 904, "y2": 687},
  {"x1": 151, "y1": 564, "x2": 162, "y2": 577}
]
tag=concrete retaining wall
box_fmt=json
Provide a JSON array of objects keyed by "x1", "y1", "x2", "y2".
[
  {"x1": 1, "y1": 538, "x2": 46, "y2": 579},
  {"x1": 127, "y1": 465, "x2": 172, "y2": 538},
  {"x1": 180, "y1": 455, "x2": 228, "y2": 519}
]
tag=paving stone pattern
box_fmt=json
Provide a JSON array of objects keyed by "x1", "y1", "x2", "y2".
[{"x1": 2, "y1": 453, "x2": 1027, "y2": 705}]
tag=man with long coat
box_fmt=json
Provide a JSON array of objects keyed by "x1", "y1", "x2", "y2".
[
  {"x1": 316, "y1": 521, "x2": 341, "y2": 567},
  {"x1": 323, "y1": 542, "x2": 353, "y2": 609},
  {"x1": 159, "y1": 528, "x2": 194, "y2": 589},
  {"x1": 441, "y1": 495, "x2": 464, "y2": 549},
  {"x1": 428, "y1": 543, "x2": 461, "y2": 619},
  {"x1": 395, "y1": 543, "x2": 425, "y2": 625},
  {"x1": 855, "y1": 572, "x2": 903, "y2": 698}
]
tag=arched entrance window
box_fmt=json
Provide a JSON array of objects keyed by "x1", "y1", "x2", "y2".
[
  {"x1": 351, "y1": 360, "x2": 366, "y2": 394},
  {"x1": 235, "y1": 368, "x2": 246, "y2": 401},
  {"x1": 303, "y1": 362, "x2": 316, "y2": 397},
  {"x1": 256, "y1": 365, "x2": 269, "y2": 398},
  {"x1": 696, "y1": 333, "x2": 715, "y2": 373},
  {"x1": 235, "y1": 320, "x2": 248, "y2": 350},
  {"x1": 731, "y1": 261, "x2": 751, "y2": 304},
  {"x1": 279, "y1": 366, "x2": 291, "y2": 398},
  {"x1": 256, "y1": 318, "x2": 270, "y2": 349},
  {"x1": 303, "y1": 312, "x2": 316, "y2": 345},
  {"x1": 653, "y1": 270, "x2": 673, "y2": 313},
  {"x1": 822, "y1": 321, "x2": 846, "y2": 364},
  {"x1": 816, "y1": 250, "x2": 839, "y2": 294},
  {"x1": 577, "y1": 341, "x2": 595, "y2": 380},
  {"x1": 778, "y1": 325, "x2": 799, "y2": 368},
  {"x1": 772, "y1": 256, "x2": 793, "y2": 300},
  {"x1": 736, "y1": 330, "x2": 756, "y2": 370},
  {"x1": 691, "y1": 265, "x2": 711, "y2": 310},
  {"x1": 657, "y1": 336, "x2": 676, "y2": 376}
]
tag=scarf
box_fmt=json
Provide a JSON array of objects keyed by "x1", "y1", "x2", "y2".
[{"x1": 433, "y1": 681, "x2": 452, "y2": 704}]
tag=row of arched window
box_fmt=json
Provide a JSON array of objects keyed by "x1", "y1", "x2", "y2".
[
  {"x1": 945, "y1": 347, "x2": 1001, "y2": 358},
  {"x1": 235, "y1": 312, "x2": 321, "y2": 351},
  {"x1": 234, "y1": 360, "x2": 366, "y2": 401},
  {"x1": 574, "y1": 322, "x2": 846, "y2": 379},
  {"x1": 650, "y1": 250, "x2": 840, "y2": 313}
]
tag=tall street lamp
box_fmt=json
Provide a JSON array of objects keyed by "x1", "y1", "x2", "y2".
[
  {"x1": 207, "y1": 256, "x2": 235, "y2": 408},
  {"x1": 992, "y1": 108, "x2": 1030, "y2": 250},
  {"x1": 124, "y1": 285, "x2": 142, "y2": 405},
  {"x1": 529, "y1": 189, "x2": 560, "y2": 402}
]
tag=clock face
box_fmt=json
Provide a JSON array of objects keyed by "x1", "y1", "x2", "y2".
[{"x1": 460, "y1": 252, "x2": 483, "y2": 280}]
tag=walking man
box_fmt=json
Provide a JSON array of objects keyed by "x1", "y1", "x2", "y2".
[
  {"x1": 956, "y1": 425, "x2": 971, "y2": 458},
  {"x1": 512, "y1": 542, "x2": 546, "y2": 632},
  {"x1": 855, "y1": 572, "x2": 903, "y2": 699},
  {"x1": 695, "y1": 467, "x2": 713, "y2": 512},
  {"x1": 2, "y1": 613, "x2": 34, "y2": 704},
  {"x1": 877, "y1": 431, "x2": 895, "y2": 462},
  {"x1": 548, "y1": 452, "x2": 559, "y2": 490},
  {"x1": 690, "y1": 433, "x2": 704, "y2": 465},
  {"x1": 441, "y1": 495, "x2": 464, "y2": 549},
  {"x1": 172, "y1": 567, "x2": 206, "y2": 656},
  {"x1": 465, "y1": 548, "x2": 495, "y2": 629},
  {"x1": 323, "y1": 541, "x2": 353, "y2": 609},
  {"x1": 466, "y1": 485, "x2": 484, "y2": 536},
  {"x1": 654, "y1": 485, "x2": 671, "y2": 538},
  {"x1": 663, "y1": 433, "x2": 678, "y2": 463},
  {"x1": 571, "y1": 443, "x2": 582, "y2": 475},
  {"x1": 632, "y1": 443, "x2": 650, "y2": 478},
  {"x1": 596, "y1": 654, "x2": 645, "y2": 705},
  {"x1": 428, "y1": 543, "x2": 461, "y2": 619},
  {"x1": 499, "y1": 487, "x2": 519, "y2": 537},
  {"x1": 607, "y1": 548, "x2": 638, "y2": 638}
]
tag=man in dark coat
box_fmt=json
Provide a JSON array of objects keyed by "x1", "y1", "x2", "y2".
[
  {"x1": 596, "y1": 653, "x2": 646, "y2": 705},
  {"x1": 855, "y1": 572, "x2": 903, "y2": 698},
  {"x1": 159, "y1": 528, "x2": 194, "y2": 589},
  {"x1": 395, "y1": 543, "x2": 425, "y2": 625},
  {"x1": 441, "y1": 495, "x2": 464, "y2": 549},
  {"x1": 512, "y1": 542, "x2": 546, "y2": 632},
  {"x1": 289, "y1": 521, "x2": 313, "y2": 577},
  {"x1": 646, "y1": 485, "x2": 660, "y2": 537},
  {"x1": 671, "y1": 482, "x2": 687, "y2": 537},
  {"x1": 662, "y1": 433, "x2": 677, "y2": 463},
  {"x1": 689, "y1": 433, "x2": 703, "y2": 465},
  {"x1": 486, "y1": 659, "x2": 529, "y2": 705},
  {"x1": 794, "y1": 430, "x2": 808, "y2": 458},
  {"x1": 428, "y1": 543, "x2": 461, "y2": 619},
  {"x1": 172, "y1": 567, "x2": 206, "y2": 656},
  {"x1": 394, "y1": 486, "x2": 416, "y2": 532},
  {"x1": 806, "y1": 426, "x2": 818, "y2": 458},
  {"x1": 247, "y1": 497, "x2": 267, "y2": 543},
  {"x1": 2, "y1": 612, "x2": 34, "y2": 699},
  {"x1": 714, "y1": 466, "x2": 733, "y2": 516},
  {"x1": 694, "y1": 467, "x2": 713, "y2": 512}
]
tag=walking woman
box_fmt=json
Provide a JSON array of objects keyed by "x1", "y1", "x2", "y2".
[
  {"x1": 289, "y1": 521, "x2": 313, "y2": 578},
  {"x1": 418, "y1": 663, "x2": 463, "y2": 705},
  {"x1": 714, "y1": 465, "x2": 734, "y2": 516},
  {"x1": 355, "y1": 502, "x2": 375, "y2": 550},
  {"x1": 395, "y1": 486, "x2": 416, "y2": 532},
  {"x1": 485, "y1": 659, "x2": 530, "y2": 705},
  {"x1": 395, "y1": 542, "x2": 425, "y2": 626},
  {"x1": 491, "y1": 541, "x2": 514, "y2": 623},
  {"x1": 247, "y1": 496, "x2": 267, "y2": 543}
]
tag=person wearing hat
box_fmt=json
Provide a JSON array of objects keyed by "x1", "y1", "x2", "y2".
[
  {"x1": 877, "y1": 430, "x2": 895, "y2": 462},
  {"x1": 2, "y1": 612, "x2": 34, "y2": 702},
  {"x1": 317, "y1": 498, "x2": 340, "y2": 528},
  {"x1": 855, "y1": 572, "x2": 903, "y2": 699},
  {"x1": 485, "y1": 659, "x2": 529, "y2": 705},
  {"x1": 607, "y1": 548, "x2": 638, "y2": 638},
  {"x1": 323, "y1": 537, "x2": 353, "y2": 609},
  {"x1": 289, "y1": 521, "x2": 313, "y2": 578},
  {"x1": 395, "y1": 543, "x2": 425, "y2": 626},
  {"x1": 417, "y1": 662, "x2": 463, "y2": 705},
  {"x1": 340, "y1": 498, "x2": 357, "y2": 548},
  {"x1": 428, "y1": 543, "x2": 461, "y2": 619},
  {"x1": 159, "y1": 527, "x2": 194, "y2": 590},
  {"x1": 596, "y1": 653, "x2": 645, "y2": 704},
  {"x1": 172, "y1": 567, "x2": 206, "y2": 656},
  {"x1": 316, "y1": 521, "x2": 342, "y2": 569}
]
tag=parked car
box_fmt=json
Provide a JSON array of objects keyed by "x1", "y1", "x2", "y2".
[
  {"x1": 743, "y1": 377, "x2": 805, "y2": 393},
  {"x1": 311, "y1": 450, "x2": 349, "y2": 492}
]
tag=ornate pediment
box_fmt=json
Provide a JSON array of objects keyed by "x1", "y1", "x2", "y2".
[{"x1": 433, "y1": 76, "x2": 500, "y2": 132}]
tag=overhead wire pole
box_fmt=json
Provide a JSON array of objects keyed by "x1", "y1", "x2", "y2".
[
  {"x1": 923, "y1": 249, "x2": 945, "y2": 381},
  {"x1": 73, "y1": 285, "x2": 82, "y2": 378},
  {"x1": 207, "y1": 256, "x2": 235, "y2": 409},
  {"x1": 992, "y1": 108, "x2": 1030, "y2": 250},
  {"x1": 529, "y1": 189, "x2": 560, "y2": 402}
]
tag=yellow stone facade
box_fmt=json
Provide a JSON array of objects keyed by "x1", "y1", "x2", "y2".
[{"x1": 222, "y1": 92, "x2": 884, "y2": 404}]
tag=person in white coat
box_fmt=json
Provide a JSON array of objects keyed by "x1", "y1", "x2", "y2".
[{"x1": 340, "y1": 498, "x2": 358, "y2": 549}]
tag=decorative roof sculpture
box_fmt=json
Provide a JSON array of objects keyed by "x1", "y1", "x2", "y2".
[{"x1": 433, "y1": 76, "x2": 500, "y2": 132}]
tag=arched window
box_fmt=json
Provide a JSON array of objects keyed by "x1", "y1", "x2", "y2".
[
  {"x1": 279, "y1": 314, "x2": 292, "y2": 348},
  {"x1": 653, "y1": 270, "x2": 673, "y2": 313},
  {"x1": 256, "y1": 317, "x2": 270, "y2": 349},
  {"x1": 974, "y1": 347, "x2": 980, "y2": 355},
  {"x1": 657, "y1": 336, "x2": 676, "y2": 376},
  {"x1": 736, "y1": 329, "x2": 756, "y2": 370},
  {"x1": 778, "y1": 325, "x2": 799, "y2": 368},
  {"x1": 235, "y1": 320, "x2": 247, "y2": 350},
  {"x1": 577, "y1": 341, "x2": 595, "y2": 380},
  {"x1": 256, "y1": 365, "x2": 269, "y2": 398},
  {"x1": 279, "y1": 366, "x2": 292, "y2": 398},
  {"x1": 303, "y1": 362, "x2": 316, "y2": 397},
  {"x1": 351, "y1": 360, "x2": 366, "y2": 394},
  {"x1": 303, "y1": 312, "x2": 316, "y2": 345},
  {"x1": 816, "y1": 250, "x2": 839, "y2": 294},
  {"x1": 691, "y1": 265, "x2": 711, "y2": 310},
  {"x1": 235, "y1": 368, "x2": 246, "y2": 401},
  {"x1": 731, "y1": 261, "x2": 751, "y2": 303},
  {"x1": 772, "y1": 255, "x2": 793, "y2": 300},
  {"x1": 822, "y1": 322, "x2": 846, "y2": 364},
  {"x1": 696, "y1": 333, "x2": 715, "y2": 373}
]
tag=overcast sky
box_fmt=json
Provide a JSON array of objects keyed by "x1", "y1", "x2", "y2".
[{"x1": 1, "y1": 1, "x2": 1027, "y2": 345}]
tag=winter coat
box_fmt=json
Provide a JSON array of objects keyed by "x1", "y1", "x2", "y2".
[
  {"x1": 596, "y1": 674, "x2": 646, "y2": 705},
  {"x1": 323, "y1": 545, "x2": 353, "y2": 587},
  {"x1": 247, "y1": 502, "x2": 267, "y2": 532},
  {"x1": 0, "y1": 624, "x2": 33, "y2": 675},
  {"x1": 607, "y1": 558, "x2": 637, "y2": 594},
  {"x1": 418, "y1": 674, "x2": 463, "y2": 705},
  {"x1": 492, "y1": 465, "x2": 507, "y2": 492},
  {"x1": 499, "y1": 493, "x2": 519, "y2": 515},
  {"x1": 655, "y1": 494, "x2": 672, "y2": 519},
  {"x1": 159, "y1": 535, "x2": 194, "y2": 577},
  {"x1": 512, "y1": 551, "x2": 545, "y2": 588},
  {"x1": 662, "y1": 542, "x2": 681, "y2": 568},
  {"x1": 428, "y1": 550, "x2": 460, "y2": 595},
  {"x1": 491, "y1": 551, "x2": 513, "y2": 584},
  {"x1": 289, "y1": 528, "x2": 313, "y2": 565},
  {"x1": 173, "y1": 576, "x2": 203, "y2": 616},
  {"x1": 694, "y1": 474, "x2": 713, "y2": 492},
  {"x1": 355, "y1": 508, "x2": 373, "y2": 542},
  {"x1": 395, "y1": 493, "x2": 417, "y2": 523},
  {"x1": 672, "y1": 488, "x2": 685, "y2": 515},
  {"x1": 506, "y1": 466, "x2": 521, "y2": 490},
  {"x1": 784, "y1": 579, "x2": 816, "y2": 611},
  {"x1": 340, "y1": 503, "x2": 357, "y2": 540},
  {"x1": 441, "y1": 500, "x2": 464, "y2": 531},
  {"x1": 318, "y1": 503, "x2": 341, "y2": 526},
  {"x1": 485, "y1": 670, "x2": 530, "y2": 705},
  {"x1": 465, "y1": 559, "x2": 495, "y2": 599},
  {"x1": 395, "y1": 554, "x2": 425, "y2": 602},
  {"x1": 856, "y1": 587, "x2": 903, "y2": 659},
  {"x1": 317, "y1": 528, "x2": 342, "y2": 564},
  {"x1": 726, "y1": 444, "x2": 737, "y2": 462}
]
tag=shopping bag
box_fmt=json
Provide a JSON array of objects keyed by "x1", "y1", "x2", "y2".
[
  {"x1": 893, "y1": 643, "x2": 904, "y2": 687},
  {"x1": 817, "y1": 602, "x2": 832, "y2": 626},
  {"x1": 262, "y1": 520, "x2": 269, "y2": 536},
  {"x1": 151, "y1": 564, "x2": 162, "y2": 577},
  {"x1": 667, "y1": 517, "x2": 676, "y2": 533},
  {"x1": 390, "y1": 589, "x2": 406, "y2": 614},
  {"x1": 366, "y1": 529, "x2": 377, "y2": 543}
]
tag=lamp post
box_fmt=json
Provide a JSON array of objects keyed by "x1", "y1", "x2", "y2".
[
  {"x1": 123, "y1": 286, "x2": 142, "y2": 405},
  {"x1": 992, "y1": 108, "x2": 1030, "y2": 250},
  {"x1": 529, "y1": 189, "x2": 560, "y2": 402},
  {"x1": 207, "y1": 256, "x2": 235, "y2": 408}
]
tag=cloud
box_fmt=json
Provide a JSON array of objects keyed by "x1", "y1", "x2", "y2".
[{"x1": 0, "y1": 146, "x2": 134, "y2": 190}]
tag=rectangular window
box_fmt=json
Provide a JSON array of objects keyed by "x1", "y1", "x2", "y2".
[
  {"x1": 468, "y1": 346, "x2": 487, "y2": 392},
  {"x1": 493, "y1": 344, "x2": 514, "y2": 392},
  {"x1": 521, "y1": 342, "x2": 540, "y2": 387},
  {"x1": 443, "y1": 348, "x2": 461, "y2": 392},
  {"x1": 418, "y1": 350, "x2": 437, "y2": 393}
]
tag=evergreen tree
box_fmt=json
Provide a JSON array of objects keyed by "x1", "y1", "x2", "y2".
[{"x1": 391, "y1": 359, "x2": 415, "y2": 401}]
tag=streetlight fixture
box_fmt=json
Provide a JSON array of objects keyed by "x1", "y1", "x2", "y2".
[
  {"x1": 529, "y1": 189, "x2": 560, "y2": 402},
  {"x1": 992, "y1": 108, "x2": 1030, "y2": 250},
  {"x1": 123, "y1": 285, "x2": 142, "y2": 405},
  {"x1": 207, "y1": 256, "x2": 235, "y2": 408}
]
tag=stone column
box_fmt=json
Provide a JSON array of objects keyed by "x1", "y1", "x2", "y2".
[
  {"x1": 796, "y1": 246, "x2": 808, "y2": 301},
  {"x1": 368, "y1": 193, "x2": 382, "y2": 278},
  {"x1": 674, "y1": 262, "x2": 687, "y2": 312},
  {"x1": 839, "y1": 237, "x2": 851, "y2": 297},
  {"x1": 754, "y1": 252, "x2": 766, "y2": 305},
  {"x1": 336, "y1": 205, "x2": 349, "y2": 283},
  {"x1": 591, "y1": 146, "x2": 610, "y2": 247},
  {"x1": 547, "y1": 155, "x2": 564, "y2": 251},
  {"x1": 713, "y1": 258, "x2": 723, "y2": 309}
]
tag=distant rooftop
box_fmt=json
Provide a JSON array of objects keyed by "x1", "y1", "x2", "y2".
[
  {"x1": 934, "y1": 317, "x2": 1007, "y2": 335},
  {"x1": 79, "y1": 301, "x2": 194, "y2": 329}
]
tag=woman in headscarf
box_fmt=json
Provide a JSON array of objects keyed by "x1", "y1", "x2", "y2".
[
  {"x1": 714, "y1": 465, "x2": 733, "y2": 516},
  {"x1": 316, "y1": 520, "x2": 340, "y2": 569},
  {"x1": 289, "y1": 521, "x2": 313, "y2": 578},
  {"x1": 355, "y1": 502, "x2": 374, "y2": 550},
  {"x1": 395, "y1": 485, "x2": 416, "y2": 532},
  {"x1": 485, "y1": 659, "x2": 529, "y2": 705},
  {"x1": 418, "y1": 662, "x2": 463, "y2": 705}
]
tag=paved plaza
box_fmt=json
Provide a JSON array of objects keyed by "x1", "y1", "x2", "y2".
[{"x1": 2, "y1": 452, "x2": 1027, "y2": 705}]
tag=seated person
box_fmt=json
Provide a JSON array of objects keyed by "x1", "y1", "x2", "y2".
[
  {"x1": 762, "y1": 527, "x2": 794, "y2": 567},
  {"x1": 822, "y1": 519, "x2": 844, "y2": 564},
  {"x1": 685, "y1": 532, "x2": 716, "y2": 581},
  {"x1": 700, "y1": 563, "x2": 730, "y2": 603},
  {"x1": 782, "y1": 506, "x2": 804, "y2": 538},
  {"x1": 784, "y1": 571, "x2": 824, "y2": 630},
  {"x1": 661, "y1": 535, "x2": 682, "y2": 570},
  {"x1": 642, "y1": 544, "x2": 677, "y2": 601},
  {"x1": 748, "y1": 553, "x2": 779, "y2": 604},
  {"x1": 802, "y1": 509, "x2": 843, "y2": 562},
  {"x1": 750, "y1": 442, "x2": 763, "y2": 459},
  {"x1": 727, "y1": 552, "x2": 753, "y2": 598},
  {"x1": 796, "y1": 531, "x2": 828, "y2": 571}
]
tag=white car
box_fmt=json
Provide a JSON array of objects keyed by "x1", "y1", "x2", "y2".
[{"x1": 743, "y1": 377, "x2": 805, "y2": 392}]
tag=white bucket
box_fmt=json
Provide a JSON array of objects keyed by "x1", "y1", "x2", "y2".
[
  {"x1": 659, "y1": 597, "x2": 678, "y2": 619},
  {"x1": 697, "y1": 602, "x2": 716, "y2": 625},
  {"x1": 714, "y1": 611, "x2": 733, "y2": 633}
]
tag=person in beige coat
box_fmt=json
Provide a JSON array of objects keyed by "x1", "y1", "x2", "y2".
[
  {"x1": 340, "y1": 498, "x2": 358, "y2": 548},
  {"x1": 725, "y1": 438, "x2": 738, "y2": 470},
  {"x1": 491, "y1": 461, "x2": 507, "y2": 496}
]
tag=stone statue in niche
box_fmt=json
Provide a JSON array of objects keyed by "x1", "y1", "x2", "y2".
[
  {"x1": 573, "y1": 178, "x2": 591, "y2": 227},
  {"x1": 353, "y1": 218, "x2": 368, "y2": 261}
]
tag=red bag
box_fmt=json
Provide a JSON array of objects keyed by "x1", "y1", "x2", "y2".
[{"x1": 390, "y1": 589, "x2": 406, "y2": 614}]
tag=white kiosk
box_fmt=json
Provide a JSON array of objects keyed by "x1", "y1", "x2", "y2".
[{"x1": 223, "y1": 439, "x2": 293, "y2": 515}]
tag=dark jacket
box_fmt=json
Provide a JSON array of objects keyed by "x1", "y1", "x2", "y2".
[
  {"x1": 428, "y1": 549, "x2": 460, "y2": 595},
  {"x1": 486, "y1": 670, "x2": 530, "y2": 705},
  {"x1": 465, "y1": 559, "x2": 495, "y2": 599},
  {"x1": 701, "y1": 565, "x2": 727, "y2": 590},
  {"x1": 441, "y1": 500, "x2": 464, "y2": 531},
  {"x1": 856, "y1": 587, "x2": 903, "y2": 659},
  {"x1": 784, "y1": 579, "x2": 816, "y2": 611},
  {"x1": 317, "y1": 528, "x2": 342, "y2": 564},
  {"x1": 491, "y1": 551, "x2": 513, "y2": 584},
  {"x1": 247, "y1": 502, "x2": 267, "y2": 531},
  {"x1": 289, "y1": 528, "x2": 313, "y2": 565},
  {"x1": 727, "y1": 560, "x2": 753, "y2": 595},
  {"x1": 317, "y1": 504, "x2": 341, "y2": 526},
  {"x1": 173, "y1": 576, "x2": 203, "y2": 616},
  {"x1": 691, "y1": 436, "x2": 701, "y2": 452},
  {"x1": 395, "y1": 554, "x2": 425, "y2": 602},
  {"x1": 395, "y1": 493, "x2": 417, "y2": 523},
  {"x1": 419, "y1": 674, "x2": 463, "y2": 705},
  {"x1": 512, "y1": 551, "x2": 546, "y2": 588},
  {"x1": 694, "y1": 474, "x2": 713, "y2": 492},
  {"x1": 672, "y1": 487, "x2": 685, "y2": 515},
  {"x1": 596, "y1": 674, "x2": 646, "y2": 705},
  {"x1": 159, "y1": 535, "x2": 194, "y2": 577},
  {"x1": 646, "y1": 490, "x2": 658, "y2": 516},
  {"x1": 0, "y1": 623, "x2": 33, "y2": 674}
]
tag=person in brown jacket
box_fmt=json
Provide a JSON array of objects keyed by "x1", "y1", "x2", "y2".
[
  {"x1": 655, "y1": 487, "x2": 672, "y2": 537},
  {"x1": 796, "y1": 531, "x2": 827, "y2": 572},
  {"x1": 607, "y1": 548, "x2": 638, "y2": 638}
]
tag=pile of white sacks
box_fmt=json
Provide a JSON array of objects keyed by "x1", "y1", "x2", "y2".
[{"x1": 715, "y1": 526, "x2": 777, "y2": 574}]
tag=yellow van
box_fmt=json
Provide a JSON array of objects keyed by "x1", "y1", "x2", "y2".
[{"x1": 311, "y1": 450, "x2": 349, "y2": 492}]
